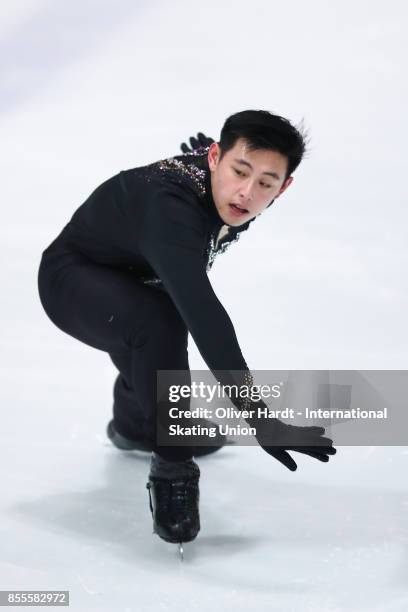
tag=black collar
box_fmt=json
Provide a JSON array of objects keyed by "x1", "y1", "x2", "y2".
[{"x1": 201, "y1": 155, "x2": 225, "y2": 230}]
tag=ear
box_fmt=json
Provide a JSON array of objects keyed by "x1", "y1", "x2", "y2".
[
  {"x1": 275, "y1": 175, "x2": 293, "y2": 198},
  {"x1": 207, "y1": 142, "x2": 220, "y2": 171}
]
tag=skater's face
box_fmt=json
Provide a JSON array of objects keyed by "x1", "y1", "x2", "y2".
[{"x1": 207, "y1": 138, "x2": 293, "y2": 227}]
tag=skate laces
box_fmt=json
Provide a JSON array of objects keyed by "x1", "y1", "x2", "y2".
[
  {"x1": 147, "y1": 475, "x2": 199, "y2": 518},
  {"x1": 170, "y1": 477, "x2": 199, "y2": 517},
  {"x1": 147, "y1": 455, "x2": 200, "y2": 519}
]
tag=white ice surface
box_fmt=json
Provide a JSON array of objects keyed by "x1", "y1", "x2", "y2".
[{"x1": 1, "y1": 0, "x2": 408, "y2": 610}]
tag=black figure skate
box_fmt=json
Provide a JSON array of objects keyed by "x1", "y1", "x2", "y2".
[
  {"x1": 107, "y1": 419, "x2": 231, "y2": 458},
  {"x1": 146, "y1": 452, "x2": 200, "y2": 559},
  {"x1": 106, "y1": 420, "x2": 153, "y2": 452}
]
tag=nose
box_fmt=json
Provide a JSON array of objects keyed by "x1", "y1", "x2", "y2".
[{"x1": 238, "y1": 178, "x2": 254, "y2": 204}]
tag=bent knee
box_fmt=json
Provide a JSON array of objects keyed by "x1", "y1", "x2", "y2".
[{"x1": 125, "y1": 291, "x2": 187, "y2": 348}]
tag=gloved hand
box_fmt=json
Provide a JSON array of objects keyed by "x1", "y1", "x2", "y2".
[
  {"x1": 180, "y1": 132, "x2": 215, "y2": 154},
  {"x1": 249, "y1": 416, "x2": 337, "y2": 471}
]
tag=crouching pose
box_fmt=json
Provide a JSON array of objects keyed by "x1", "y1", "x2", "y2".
[{"x1": 37, "y1": 110, "x2": 336, "y2": 549}]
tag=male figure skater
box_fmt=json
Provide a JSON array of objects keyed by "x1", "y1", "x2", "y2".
[{"x1": 37, "y1": 110, "x2": 336, "y2": 547}]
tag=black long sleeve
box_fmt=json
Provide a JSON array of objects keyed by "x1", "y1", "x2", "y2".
[{"x1": 138, "y1": 181, "x2": 248, "y2": 373}]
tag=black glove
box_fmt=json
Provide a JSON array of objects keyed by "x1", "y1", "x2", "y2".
[
  {"x1": 249, "y1": 416, "x2": 337, "y2": 471},
  {"x1": 180, "y1": 132, "x2": 215, "y2": 154}
]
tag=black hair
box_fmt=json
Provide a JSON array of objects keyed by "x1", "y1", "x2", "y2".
[{"x1": 218, "y1": 109, "x2": 309, "y2": 181}]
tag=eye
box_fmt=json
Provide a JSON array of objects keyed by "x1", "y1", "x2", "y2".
[{"x1": 234, "y1": 167, "x2": 271, "y2": 188}]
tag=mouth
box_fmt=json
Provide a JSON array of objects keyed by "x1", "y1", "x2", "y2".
[{"x1": 229, "y1": 203, "x2": 249, "y2": 217}]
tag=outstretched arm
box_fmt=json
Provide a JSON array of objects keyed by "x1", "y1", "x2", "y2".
[{"x1": 139, "y1": 183, "x2": 336, "y2": 470}]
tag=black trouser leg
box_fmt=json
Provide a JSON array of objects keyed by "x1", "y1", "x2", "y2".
[
  {"x1": 109, "y1": 351, "x2": 146, "y2": 440},
  {"x1": 37, "y1": 246, "x2": 193, "y2": 461}
]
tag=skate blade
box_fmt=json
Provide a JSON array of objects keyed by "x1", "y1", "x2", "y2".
[{"x1": 178, "y1": 542, "x2": 184, "y2": 561}]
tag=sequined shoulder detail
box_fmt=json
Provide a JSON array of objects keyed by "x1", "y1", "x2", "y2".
[
  {"x1": 158, "y1": 157, "x2": 207, "y2": 197},
  {"x1": 139, "y1": 153, "x2": 208, "y2": 199}
]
